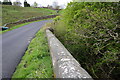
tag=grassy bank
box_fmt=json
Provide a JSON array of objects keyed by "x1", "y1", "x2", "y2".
[
  {"x1": 2, "y1": 5, "x2": 56, "y2": 26},
  {"x1": 12, "y1": 27, "x2": 53, "y2": 78}
]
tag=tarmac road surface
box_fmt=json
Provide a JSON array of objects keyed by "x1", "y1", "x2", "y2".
[{"x1": 1, "y1": 20, "x2": 52, "y2": 78}]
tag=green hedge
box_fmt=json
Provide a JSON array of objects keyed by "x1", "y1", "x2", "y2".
[{"x1": 53, "y1": 2, "x2": 120, "y2": 79}]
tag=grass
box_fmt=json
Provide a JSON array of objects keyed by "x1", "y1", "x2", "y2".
[
  {"x1": 2, "y1": 5, "x2": 57, "y2": 26},
  {"x1": 12, "y1": 27, "x2": 53, "y2": 78}
]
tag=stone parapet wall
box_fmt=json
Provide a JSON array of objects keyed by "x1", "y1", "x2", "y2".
[{"x1": 46, "y1": 29, "x2": 93, "y2": 79}]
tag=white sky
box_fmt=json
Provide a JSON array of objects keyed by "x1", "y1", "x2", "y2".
[{"x1": 0, "y1": 0, "x2": 73, "y2": 7}]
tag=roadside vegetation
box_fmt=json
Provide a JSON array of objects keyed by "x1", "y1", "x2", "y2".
[
  {"x1": 2, "y1": 5, "x2": 57, "y2": 25},
  {"x1": 12, "y1": 26, "x2": 53, "y2": 78},
  {"x1": 52, "y1": 2, "x2": 120, "y2": 79}
]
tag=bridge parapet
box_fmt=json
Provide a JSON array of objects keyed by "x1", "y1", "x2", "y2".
[{"x1": 46, "y1": 29, "x2": 93, "y2": 79}]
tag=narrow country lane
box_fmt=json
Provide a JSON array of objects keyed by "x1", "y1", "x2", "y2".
[{"x1": 1, "y1": 20, "x2": 52, "y2": 78}]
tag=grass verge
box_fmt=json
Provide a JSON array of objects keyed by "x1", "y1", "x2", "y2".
[{"x1": 12, "y1": 26, "x2": 53, "y2": 78}]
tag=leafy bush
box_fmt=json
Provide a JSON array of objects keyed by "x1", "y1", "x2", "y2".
[
  {"x1": 24, "y1": 2, "x2": 30, "y2": 7},
  {"x1": 2, "y1": 1, "x2": 12, "y2": 5},
  {"x1": 53, "y1": 2, "x2": 120, "y2": 79}
]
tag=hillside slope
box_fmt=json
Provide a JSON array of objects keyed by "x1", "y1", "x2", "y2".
[{"x1": 2, "y1": 5, "x2": 57, "y2": 25}]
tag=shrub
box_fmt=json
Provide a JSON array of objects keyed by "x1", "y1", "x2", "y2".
[
  {"x1": 24, "y1": 2, "x2": 30, "y2": 7},
  {"x1": 53, "y1": 2, "x2": 120, "y2": 79},
  {"x1": 2, "y1": 2, "x2": 12, "y2": 5}
]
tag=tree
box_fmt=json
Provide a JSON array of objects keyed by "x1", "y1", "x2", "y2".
[
  {"x1": 56, "y1": 6, "x2": 60, "y2": 9},
  {"x1": 33, "y1": 2, "x2": 38, "y2": 7},
  {"x1": 52, "y1": 1, "x2": 58, "y2": 8},
  {"x1": 24, "y1": 0, "x2": 30, "y2": 7},
  {"x1": 52, "y1": 1, "x2": 60, "y2": 9},
  {"x1": 3, "y1": 0, "x2": 8, "y2": 2},
  {"x1": 2, "y1": 0, "x2": 8, "y2": 5},
  {"x1": 2, "y1": 0, "x2": 12, "y2": 5},
  {"x1": 53, "y1": 2, "x2": 120, "y2": 79},
  {"x1": 13, "y1": 0, "x2": 21, "y2": 6},
  {"x1": 8, "y1": 0, "x2": 12, "y2": 5},
  {"x1": 47, "y1": 5, "x2": 53, "y2": 9}
]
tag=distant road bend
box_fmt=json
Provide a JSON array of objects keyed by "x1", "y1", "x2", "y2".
[{"x1": 1, "y1": 20, "x2": 52, "y2": 78}]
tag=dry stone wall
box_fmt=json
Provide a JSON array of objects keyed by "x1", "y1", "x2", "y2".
[{"x1": 4, "y1": 15, "x2": 58, "y2": 27}]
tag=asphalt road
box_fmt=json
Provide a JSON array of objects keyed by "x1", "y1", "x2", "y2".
[{"x1": 1, "y1": 20, "x2": 52, "y2": 78}]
